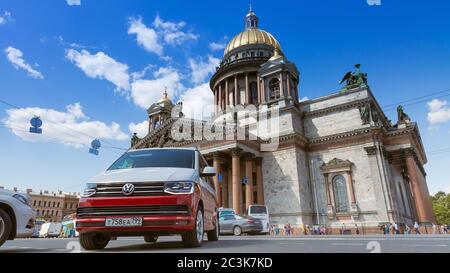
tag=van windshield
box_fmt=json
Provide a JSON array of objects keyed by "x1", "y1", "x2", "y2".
[
  {"x1": 249, "y1": 206, "x2": 267, "y2": 214},
  {"x1": 108, "y1": 149, "x2": 195, "y2": 170}
]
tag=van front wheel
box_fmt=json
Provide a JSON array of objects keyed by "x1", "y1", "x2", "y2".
[
  {"x1": 79, "y1": 233, "x2": 110, "y2": 250},
  {"x1": 182, "y1": 207, "x2": 204, "y2": 247}
]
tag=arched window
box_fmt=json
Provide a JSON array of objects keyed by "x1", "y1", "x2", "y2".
[
  {"x1": 269, "y1": 78, "x2": 280, "y2": 100},
  {"x1": 153, "y1": 117, "x2": 161, "y2": 129},
  {"x1": 332, "y1": 175, "x2": 349, "y2": 213},
  {"x1": 250, "y1": 82, "x2": 258, "y2": 104}
]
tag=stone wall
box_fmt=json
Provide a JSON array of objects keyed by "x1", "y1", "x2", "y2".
[
  {"x1": 262, "y1": 147, "x2": 313, "y2": 225},
  {"x1": 309, "y1": 143, "x2": 390, "y2": 228}
]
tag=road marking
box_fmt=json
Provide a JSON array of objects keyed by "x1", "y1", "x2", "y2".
[{"x1": 332, "y1": 242, "x2": 366, "y2": 246}]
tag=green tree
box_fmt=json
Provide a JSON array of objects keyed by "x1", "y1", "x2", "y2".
[{"x1": 431, "y1": 191, "x2": 450, "y2": 225}]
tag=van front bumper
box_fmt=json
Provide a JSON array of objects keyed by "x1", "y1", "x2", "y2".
[{"x1": 76, "y1": 194, "x2": 196, "y2": 236}]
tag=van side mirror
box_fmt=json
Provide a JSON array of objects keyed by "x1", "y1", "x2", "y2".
[{"x1": 201, "y1": 166, "x2": 216, "y2": 177}]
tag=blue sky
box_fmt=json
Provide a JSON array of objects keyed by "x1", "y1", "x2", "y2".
[{"x1": 0, "y1": 0, "x2": 449, "y2": 195}]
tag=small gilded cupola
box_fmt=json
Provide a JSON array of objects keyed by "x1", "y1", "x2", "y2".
[{"x1": 245, "y1": 5, "x2": 258, "y2": 29}]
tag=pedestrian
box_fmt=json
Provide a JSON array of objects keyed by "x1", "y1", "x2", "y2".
[
  {"x1": 404, "y1": 225, "x2": 411, "y2": 235},
  {"x1": 284, "y1": 223, "x2": 290, "y2": 236},
  {"x1": 414, "y1": 221, "x2": 420, "y2": 234},
  {"x1": 355, "y1": 224, "x2": 360, "y2": 235},
  {"x1": 319, "y1": 225, "x2": 325, "y2": 235},
  {"x1": 384, "y1": 223, "x2": 390, "y2": 235},
  {"x1": 432, "y1": 223, "x2": 436, "y2": 234},
  {"x1": 275, "y1": 225, "x2": 280, "y2": 236},
  {"x1": 394, "y1": 222, "x2": 399, "y2": 235},
  {"x1": 269, "y1": 224, "x2": 274, "y2": 236}
]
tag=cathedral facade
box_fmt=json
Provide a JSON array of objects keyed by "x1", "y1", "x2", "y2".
[{"x1": 133, "y1": 9, "x2": 435, "y2": 233}]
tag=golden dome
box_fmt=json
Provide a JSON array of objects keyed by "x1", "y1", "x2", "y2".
[{"x1": 224, "y1": 28, "x2": 282, "y2": 57}]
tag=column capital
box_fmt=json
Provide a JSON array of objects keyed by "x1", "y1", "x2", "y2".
[
  {"x1": 243, "y1": 152, "x2": 255, "y2": 160},
  {"x1": 364, "y1": 146, "x2": 377, "y2": 156},
  {"x1": 231, "y1": 147, "x2": 243, "y2": 156}
]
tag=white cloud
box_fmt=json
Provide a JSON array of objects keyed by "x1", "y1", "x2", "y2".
[
  {"x1": 3, "y1": 103, "x2": 128, "y2": 148},
  {"x1": 153, "y1": 15, "x2": 198, "y2": 45},
  {"x1": 188, "y1": 55, "x2": 220, "y2": 84},
  {"x1": 5, "y1": 46, "x2": 44, "y2": 79},
  {"x1": 209, "y1": 42, "x2": 226, "y2": 51},
  {"x1": 427, "y1": 99, "x2": 450, "y2": 126},
  {"x1": 131, "y1": 67, "x2": 184, "y2": 109},
  {"x1": 128, "y1": 17, "x2": 163, "y2": 56},
  {"x1": 180, "y1": 83, "x2": 214, "y2": 120},
  {"x1": 128, "y1": 120, "x2": 149, "y2": 138},
  {"x1": 299, "y1": 96, "x2": 310, "y2": 102},
  {"x1": 0, "y1": 11, "x2": 12, "y2": 25},
  {"x1": 65, "y1": 49, "x2": 130, "y2": 92},
  {"x1": 66, "y1": 0, "x2": 81, "y2": 6}
]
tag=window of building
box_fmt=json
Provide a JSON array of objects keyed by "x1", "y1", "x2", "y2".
[
  {"x1": 269, "y1": 78, "x2": 280, "y2": 100},
  {"x1": 38, "y1": 201, "x2": 41, "y2": 206},
  {"x1": 332, "y1": 175, "x2": 349, "y2": 213},
  {"x1": 33, "y1": 200, "x2": 36, "y2": 206},
  {"x1": 43, "y1": 201, "x2": 47, "y2": 207}
]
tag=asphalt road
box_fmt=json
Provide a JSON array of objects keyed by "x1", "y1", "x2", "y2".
[{"x1": 1, "y1": 235, "x2": 449, "y2": 253}]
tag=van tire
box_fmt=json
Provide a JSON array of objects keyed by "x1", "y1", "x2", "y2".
[
  {"x1": 79, "y1": 233, "x2": 110, "y2": 250},
  {"x1": 207, "y1": 216, "x2": 219, "y2": 241},
  {"x1": 0, "y1": 208, "x2": 13, "y2": 247},
  {"x1": 182, "y1": 207, "x2": 203, "y2": 248},
  {"x1": 144, "y1": 235, "x2": 158, "y2": 243}
]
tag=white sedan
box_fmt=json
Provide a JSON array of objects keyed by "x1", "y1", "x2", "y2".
[{"x1": 0, "y1": 189, "x2": 36, "y2": 247}]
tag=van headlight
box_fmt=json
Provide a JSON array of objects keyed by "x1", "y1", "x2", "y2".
[
  {"x1": 81, "y1": 183, "x2": 97, "y2": 197},
  {"x1": 13, "y1": 194, "x2": 31, "y2": 207},
  {"x1": 164, "y1": 182, "x2": 194, "y2": 194}
]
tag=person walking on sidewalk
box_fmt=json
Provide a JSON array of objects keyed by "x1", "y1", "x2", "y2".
[{"x1": 414, "y1": 221, "x2": 421, "y2": 234}]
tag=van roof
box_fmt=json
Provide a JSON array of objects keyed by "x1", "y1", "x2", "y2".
[{"x1": 128, "y1": 147, "x2": 198, "y2": 152}]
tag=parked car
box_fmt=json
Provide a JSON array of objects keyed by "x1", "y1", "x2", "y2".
[
  {"x1": 247, "y1": 205, "x2": 269, "y2": 234},
  {"x1": 76, "y1": 147, "x2": 219, "y2": 250},
  {"x1": 0, "y1": 189, "x2": 36, "y2": 247},
  {"x1": 219, "y1": 214, "x2": 263, "y2": 236},
  {"x1": 31, "y1": 219, "x2": 46, "y2": 238},
  {"x1": 39, "y1": 222, "x2": 62, "y2": 238},
  {"x1": 218, "y1": 208, "x2": 236, "y2": 218}
]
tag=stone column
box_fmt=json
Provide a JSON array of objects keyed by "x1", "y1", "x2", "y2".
[
  {"x1": 244, "y1": 153, "x2": 254, "y2": 210},
  {"x1": 219, "y1": 83, "x2": 222, "y2": 111},
  {"x1": 286, "y1": 73, "x2": 291, "y2": 98},
  {"x1": 261, "y1": 78, "x2": 265, "y2": 103},
  {"x1": 405, "y1": 151, "x2": 433, "y2": 223},
  {"x1": 214, "y1": 88, "x2": 218, "y2": 115},
  {"x1": 347, "y1": 171, "x2": 356, "y2": 204},
  {"x1": 257, "y1": 75, "x2": 261, "y2": 104},
  {"x1": 213, "y1": 154, "x2": 221, "y2": 206},
  {"x1": 234, "y1": 76, "x2": 238, "y2": 106},
  {"x1": 221, "y1": 164, "x2": 228, "y2": 207},
  {"x1": 245, "y1": 73, "x2": 249, "y2": 105},
  {"x1": 255, "y1": 157, "x2": 264, "y2": 205},
  {"x1": 231, "y1": 148, "x2": 242, "y2": 214},
  {"x1": 225, "y1": 80, "x2": 229, "y2": 108},
  {"x1": 279, "y1": 73, "x2": 284, "y2": 97}
]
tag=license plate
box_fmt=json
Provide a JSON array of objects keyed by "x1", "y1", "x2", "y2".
[{"x1": 105, "y1": 217, "x2": 143, "y2": 227}]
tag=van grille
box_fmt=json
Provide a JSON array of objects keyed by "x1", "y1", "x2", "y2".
[
  {"x1": 93, "y1": 182, "x2": 166, "y2": 197},
  {"x1": 77, "y1": 205, "x2": 189, "y2": 217}
]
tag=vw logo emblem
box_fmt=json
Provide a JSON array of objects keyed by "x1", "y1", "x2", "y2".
[{"x1": 122, "y1": 183, "x2": 135, "y2": 196}]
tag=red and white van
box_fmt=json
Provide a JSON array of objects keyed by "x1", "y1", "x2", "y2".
[{"x1": 76, "y1": 148, "x2": 219, "y2": 250}]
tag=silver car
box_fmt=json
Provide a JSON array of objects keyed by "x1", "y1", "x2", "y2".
[{"x1": 219, "y1": 214, "x2": 263, "y2": 236}]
